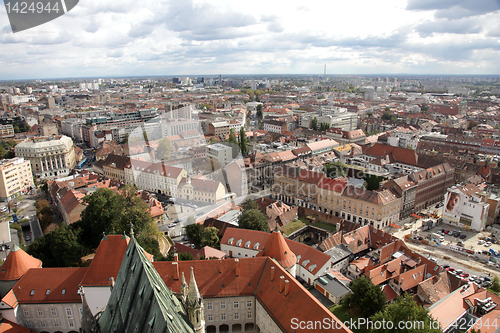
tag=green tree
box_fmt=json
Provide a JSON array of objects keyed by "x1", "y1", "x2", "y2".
[
  {"x1": 165, "y1": 251, "x2": 194, "y2": 261},
  {"x1": 27, "y1": 224, "x2": 85, "y2": 267},
  {"x1": 491, "y1": 276, "x2": 500, "y2": 294},
  {"x1": 311, "y1": 117, "x2": 318, "y2": 131},
  {"x1": 121, "y1": 133, "x2": 129, "y2": 144},
  {"x1": 143, "y1": 130, "x2": 149, "y2": 144},
  {"x1": 185, "y1": 223, "x2": 204, "y2": 247},
  {"x1": 200, "y1": 227, "x2": 220, "y2": 248},
  {"x1": 227, "y1": 128, "x2": 238, "y2": 145},
  {"x1": 13, "y1": 125, "x2": 20, "y2": 133},
  {"x1": 238, "y1": 209, "x2": 270, "y2": 232},
  {"x1": 381, "y1": 112, "x2": 397, "y2": 122},
  {"x1": 256, "y1": 104, "x2": 263, "y2": 119},
  {"x1": 320, "y1": 122, "x2": 331, "y2": 131},
  {"x1": 36, "y1": 199, "x2": 53, "y2": 231},
  {"x1": 241, "y1": 198, "x2": 258, "y2": 211},
  {"x1": 76, "y1": 186, "x2": 156, "y2": 250},
  {"x1": 239, "y1": 127, "x2": 248, "y2": 156},
  {"x1": 468, "y1": 120, "x2": 479, "y2": 130},
  {"x1": 341, "y1": 276, "x2": 386, "y2": 318},
  {"x1": 324, "y1": 162, "x2": 349, "y2": 179},
  {"x1": 157, "y1": 137, "x2": 173, "y2": 161},
  {"x1": 369, "y1": 294, "x2": 441, "y2": 333},
  {"x1": 136, "y1": 234, "x2": 164, "y2": 261}
]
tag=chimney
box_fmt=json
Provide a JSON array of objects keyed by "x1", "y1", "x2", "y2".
[
  {"x1": 284, "y1": 280, "x2": 290, "y2": 296},
  {"x1": 271, "y1": 267, "x2": 275, "y2": 282},
  {"x1": 235, "y1": 258, "x2": 240, "y2": 277},
  {"x1": 174, "y1": 253, "x2": 179, "y2": 262},
  {"x1": 172, "y1": 262, "x2": 179, "y2": 280},
  {"x1": 279, "y1": 276, "x2": 285, "y2": 293}
]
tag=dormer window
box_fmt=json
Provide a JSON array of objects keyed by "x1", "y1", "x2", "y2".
[
  {"x1": 236, "y1": 239, "x2": 242, "y2": 247},
  {"x1": 228, "y1": 237, "x2": 234, "y2": 245},
  {"x1": 46, "y1": 289, "x2": 50, "y2": 295},
  {"x1": 30, "y1": 289, "x2": 35, "y2": 296},
  {"x1": 253, "y1": 242, "x2": 260, "y2": 250},
  {"x1": 245, "y1": 241, "x2": 251, "y2": 249}
]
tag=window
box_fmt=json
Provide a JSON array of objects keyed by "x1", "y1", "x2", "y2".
[
  {"x1": 221, "y1": 313, "x2": 226, "y2": 321},
  {"x1": 40, "y1": 321, "x2": 46, "y2": 328},
  {"x1": 233, "y1": 301, "x2": 239, "y2": 309},
  {"x1": 234, "y1": 313, "x2": 240, "y2": 320},
  {"x1": 220, "y1": 302, "x2": 226, "y2": 310},
  {"x1": 247, "y1": 312, "x2": 252, "y2": 319},
  {"x1": 25, "y1": 320, "x2": 32, "y2": 328},
  {"x1": 69, "y1": 320, "x2": 75, "y2": 327},
  {"x1": 207, "y1": 302, "x2": 213, "y2": 310},
  {"x1": 247, "y1": 300, "x2": 252, "y2": 308},
  {"x1": 51, "y1": 309, "x2": 57, "y2": 316},
  {"x1": 80, "y1": 308, "x2": 83, "y2": 317},
  {"x1": 37, "y1": 309, "x2": 43, "y2": 316},
  {"x1": 54, "y1": 320, "x2": 59, "y2": 327},
  {"x1": 207, "y1": 314, "x2": 213, "y2": 322},
  {"x1": 66, "y1": 308, "x2": 72, "y2": 316},
  {"x1": 46, "y1": 289, "x2": 50, "y2": 295},
  {"x1": 23, "y1": 309, "x2": 30, "y2": 317}
]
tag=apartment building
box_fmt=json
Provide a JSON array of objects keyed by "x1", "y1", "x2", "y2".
[
  {"x1": 0, "y1": 157, "x2": 34, "y2": 201},
  {"x1": 206, "y1": 143, "x2": 233, "y2": 166},
  {"x1": 410, "y1": 163, "x2": 454, "y2": 211},
  {"x1": 272, "y1": 166, "x2": 325, "y2": 210},
  {"x1": 124, "y1": 159, "x2": 187, "y2": 197},
  {"x1": 381, "y1": 175, "x2": 417, "y2": 220},
  {"x1": 179, "y1": 177, "x2": 230, "y2": 204},
  {"x1": 208, "y1": 121, "x2": 230, "y2": 139},
  {"x1": 340, "y1": 185, "x2": 401, "y2": 229},
  {"x1": 0, "y1": 124, "x2": 14, "y2": 137},
  {"x1": 317, "y1": 177, "x2": 348, "y2": 216},
  {"x1": 263, "y1": 120, "x2": 287, "y2": 134},
  {"x1": 14, "y1": 136, "x2": 76, "y2": 179}
]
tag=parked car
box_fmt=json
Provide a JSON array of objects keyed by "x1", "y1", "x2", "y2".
[
  {"x1": 446, "y1": 267, "x2": 455, "y2": 272},
  {"x1": 460, "y1": 273, "x2": 469, "y2": 278},
  {"x1": 484, "y1": 276, "x2": 492, "y2": 282},
  {"x1": 167, "y1": 223, "x2": 176, "y2": 228},
  {"x1": 485, "y1": 242, "x2": 492, "y2": 247},
  {"x1": 443, "y1": 264, "x2": 450, "y2": 269},
  {"x1": 460, "y1": 234, "x2": 467, "y2": 240},
  {"x1": 436, "y1": 202, "x2": 444, "y2": 208},
  {"x1": 478, "y1": 240, "x2": 485, "y2": 245},
  {"x1": 25, "y1": 236, "x2": 31, "y2": 241},
  {"x1": 444, "y1": 230, "x2": 450, "y2": 234},
  {"x1": 455, "y1": 269, "x2": 463, "y2": 275}
]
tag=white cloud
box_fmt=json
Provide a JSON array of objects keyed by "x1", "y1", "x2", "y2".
[{"x1": 0, "y1": 0, "x2": 500, "y2": 79}]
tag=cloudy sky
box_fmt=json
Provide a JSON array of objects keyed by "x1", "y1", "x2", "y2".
[{"x1": 1, "y1": 0, "x2": 500, "y2": 80}]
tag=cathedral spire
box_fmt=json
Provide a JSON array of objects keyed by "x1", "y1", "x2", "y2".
[
  {"x1": 181, "y1": 271, "x2": 188, "y2": 304},
  {"x1": 187, "y1": 267, "x2": 201, "y2": 305},
  {"x1": 186, "y1": 267, "x2": 204, "y2": 333}
]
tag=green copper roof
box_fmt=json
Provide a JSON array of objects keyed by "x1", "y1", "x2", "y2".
[{"x1": 97, "y1": 236, "x2": 194, "y2": 333}]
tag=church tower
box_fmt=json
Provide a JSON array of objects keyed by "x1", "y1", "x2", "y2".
[{"x1": 186, "y1": 267, "x2": 205, "y2": 333}]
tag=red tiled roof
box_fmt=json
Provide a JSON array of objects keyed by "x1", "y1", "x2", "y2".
[
  {"x1": 0, "y1": 245, "x2": 42, "y2": 281},
  {"x1": 80, "y1": 235, "x2": 130, "y2": 287},
  {"x1": 257, "y1": 231, "x2": 296, "y2": 269},
  {"x1": 0, "y1": 318, "x2": 34, "y2": 333},
  {"x1": 12, "y1": 267, "x2": 88, "y2": 304},
  {"x1": 382, "y1": 284, "x2": 398, "y2": 302},
  {"x1": 154, "y1": 257, "x2": 267, "y2": 298}
]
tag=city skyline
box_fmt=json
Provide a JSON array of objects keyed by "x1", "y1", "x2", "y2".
[{"x1": 1, "y1": 0, "x2": 500, "y2": 80}]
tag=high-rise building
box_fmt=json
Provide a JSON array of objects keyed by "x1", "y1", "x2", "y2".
[{"x1": 0, "y1": 157, "x2": 34, "y2": 201}]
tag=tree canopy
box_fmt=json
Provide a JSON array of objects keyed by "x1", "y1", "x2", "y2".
[
  {"x1": 311, "y1": 117, "x2": 318, "y2": 131},
  {"x1": 27, "y1": 223, "x2": 85, "y2": 267},
  {"x1": 239, "y1": 127, "x2": 248, "y2": 156},
  {"x1": 341, "y1": 276, "x2": 386, "y2": 318},
  {"x1": 185, "y1": 224, "x2": 220, "y2": 249},
  {"x1": 238, "y1": 209, "x2": 270, "y2": 232},
  {"x1": 157, "y1": 137, "x2": 173, "y2": 161},
  {"x1": 381, "y1": 112, "x2": 397, "y2": 122},
  {"x1": 76, "y1": 185, "x2": 157, "y2": 250},
  {"x1": 241, "y1": 198, "x2": 258, "y2": 211},
  {"x1": 369, "y1": 295, "x2": 441, "y2": 333}
]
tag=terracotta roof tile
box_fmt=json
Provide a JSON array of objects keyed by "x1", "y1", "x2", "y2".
[
  {"x1": 12, "y1": 267, "x2": 88, "y2": 304},
  {"x1": 0, "y1": 245, "x2": 42, "y2": 281}
]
